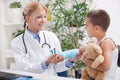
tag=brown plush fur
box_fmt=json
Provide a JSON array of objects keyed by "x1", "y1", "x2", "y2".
[{"x1": 81, "y1": 43, "x2": 104, "y2": 80}]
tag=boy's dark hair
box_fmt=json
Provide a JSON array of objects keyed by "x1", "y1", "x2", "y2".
[{"x1": 87, "y1": 9, "x2": 110, "y2": 32}]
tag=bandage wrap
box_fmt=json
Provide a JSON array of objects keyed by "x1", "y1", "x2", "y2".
[{"x1": 59, "y1": 49, "x2": 79, "y2": 59}]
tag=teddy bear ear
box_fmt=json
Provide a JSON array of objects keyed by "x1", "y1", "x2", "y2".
[
  {"x1": 93, "y1": 44, "x2": 102, "y2": 55},
  {"x1": 88, "y1": 43, "x2": 102, "y2": 55}
]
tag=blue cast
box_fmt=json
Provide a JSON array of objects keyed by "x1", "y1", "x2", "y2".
[
  {"x1": 13, "y1": 77, "x2": 33, "y2": 80},
  {"x1": 59, "y1": 49, "x2": 79, "y2": 59}
]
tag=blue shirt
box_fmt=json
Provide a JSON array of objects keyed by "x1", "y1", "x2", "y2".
[{"x1": 27, "y1": 29, "x2": 40, "y2": 43}]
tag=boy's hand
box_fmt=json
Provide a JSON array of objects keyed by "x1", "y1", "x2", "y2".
[{"x1": 69, "y1": 52, "x2": 82, "y2": 62}]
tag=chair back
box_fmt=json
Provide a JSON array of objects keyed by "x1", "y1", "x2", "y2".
[{"x1": 117, "y1": 45, "x2": 120, "y2": 67}]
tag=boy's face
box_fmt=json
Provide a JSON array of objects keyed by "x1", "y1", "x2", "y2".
[{"x1": 85, "y1": 18, "x2": 96, "y2": 37}]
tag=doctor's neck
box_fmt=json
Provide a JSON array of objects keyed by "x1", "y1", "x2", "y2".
[{"x1": 27, "y1": 26, "x2": 40, "y2": 34}]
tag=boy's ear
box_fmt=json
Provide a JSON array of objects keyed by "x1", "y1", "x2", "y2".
[{"x1": 95, "y1": 25, "x2": 100, "y2": 31}]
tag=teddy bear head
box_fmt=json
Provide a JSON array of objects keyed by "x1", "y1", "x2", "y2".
[
  {"x1": 84, "y1": 43, "x2": 102, "y2": 60},
  {"x1": 81, "y1": 43, "x2": 104, "y2": 68}
]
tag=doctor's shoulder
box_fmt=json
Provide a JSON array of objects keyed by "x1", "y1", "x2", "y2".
[
  {"x1": 43, "y1": 30, "x2": 60, "y2": 44},
  {"x1": 43, "y1": 30, "x2": 58, "y2": 38}
]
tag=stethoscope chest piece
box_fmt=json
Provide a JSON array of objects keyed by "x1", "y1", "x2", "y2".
[{"x1": 25, "y1": 54, "x2": 30, "y2": 59}]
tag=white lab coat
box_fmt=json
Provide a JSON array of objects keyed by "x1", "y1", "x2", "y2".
[{"x1": 11, "y1": 30, "x2": 69, "y2": 76}]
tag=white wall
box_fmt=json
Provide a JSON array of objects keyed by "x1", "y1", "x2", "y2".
[
  {"x1": 0, "y1": 0, "x2": 11, "y2": 52},
  {"x1": 0, "y1": 1, "x2": 2, "y2": 50},
  {"x1": 92, "y1": 0, "x2": 120, "y2": 45},
  {"x1": 0, "y1": 0, "x2": 5, "y2": 51}
]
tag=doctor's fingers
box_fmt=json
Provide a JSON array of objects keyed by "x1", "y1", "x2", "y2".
[
  {"x1": 48, "y1": 54, "x2": 64, "y2": 64},
  {"x1": 54, "y1": 57, "x2": 64, "y2": 64},
  {"x1": 52, "y1": 55, "x2": 64, "y2": 64},
  {"x1": 55, "y1": 54, "x2": 64, "y2": 59}
]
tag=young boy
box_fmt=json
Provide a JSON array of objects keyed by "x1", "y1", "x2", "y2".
[{"x1": 79, "y1": 9, "x2": 118, "y2": 80}]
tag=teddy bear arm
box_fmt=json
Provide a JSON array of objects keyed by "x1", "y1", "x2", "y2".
[
  {"x1": 91, "y1": 55, "x2": 104, "y2": 69},
  {"x1": 95, "y1": 71, "x2": 104, "y2": 80}
]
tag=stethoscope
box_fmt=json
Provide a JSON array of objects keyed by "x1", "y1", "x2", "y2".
[{"x1": 22, "y1": 31, "x2": 56, "y2": 59}]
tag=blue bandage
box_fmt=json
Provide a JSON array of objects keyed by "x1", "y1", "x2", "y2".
[
  {"x1": 59, "y1": 49, "x2": 79, "y2": 59},
  {"x1": 13, "y1": 77, "x2": 33, "y2": 80}
]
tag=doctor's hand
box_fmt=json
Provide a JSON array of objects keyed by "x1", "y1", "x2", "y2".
[{"x1": 45, "y1": 54, "x2": 64, "y2": 66}]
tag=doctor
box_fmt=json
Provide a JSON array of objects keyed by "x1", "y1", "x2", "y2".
[{"x1": 11, "y1": 1, "x2": 80, "y2": 76}]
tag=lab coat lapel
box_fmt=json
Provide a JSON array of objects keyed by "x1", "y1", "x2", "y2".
[
  {"x1": 39, "y1": 31, "x2": 53, "y2": 58},
  {"x1": 24, "y1": 31, "x2": 43, "y2": 60},
  {"x1": 24, "y1": 31, "x2": 50, "y2": 60}
]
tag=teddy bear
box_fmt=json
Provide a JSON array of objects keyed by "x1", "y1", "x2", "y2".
[{"x1": 81, "y1": 43, "x2": 104, "y2": 80}]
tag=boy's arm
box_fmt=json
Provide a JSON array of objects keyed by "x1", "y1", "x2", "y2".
[{"x1": 69, "y1": 47, "x2": 86, "y2": 62}]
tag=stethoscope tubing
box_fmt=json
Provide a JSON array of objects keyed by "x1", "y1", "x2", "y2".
[
  {"x1": 41, "y1": 32, "x2": 51, "y2": 48},
  {"x1": 22, "y1": 32, "x2": 27, "y2": 53}
]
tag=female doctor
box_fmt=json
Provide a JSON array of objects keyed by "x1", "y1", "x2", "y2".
[{"x1": 11, "y1": 1, "x2": 79, "y2": 76}]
